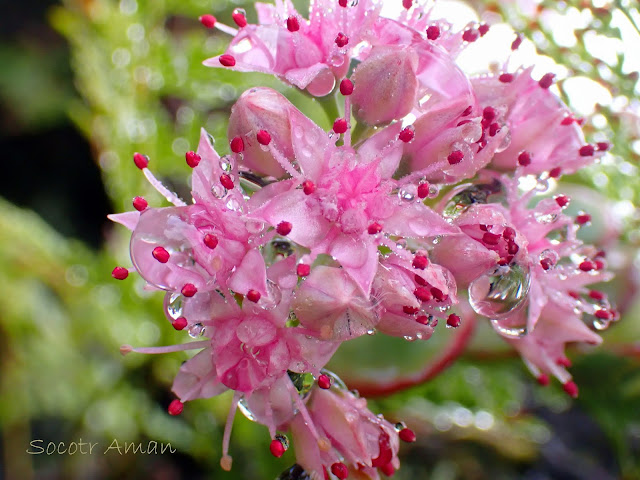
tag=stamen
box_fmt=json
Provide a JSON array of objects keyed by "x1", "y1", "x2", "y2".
[
  {"x1": 403, "y1": 306, "x2": 419, "y2": 314},
  {"x1": 462, "y1": 29, "x2": 479, "y2": 42},
  {"x1": 152, "y1": 247, "x2": 170, "y2": 263},
  {"x1": 399, "y1": 126, "x2": 415, "y2": 143},
  {"x1": 199, "y1": 14, "x2": 216, "y2": 29},
  {"x1": 368, "y1": 222, "x2": 382, "y2": 235},
  {"x1": 589, "y1": 290, "x2": 605, "y2": 301},
  {"x1": 270, "y1": 439, "x2": 285, "y2": 458},
  {"x1": 482, "y1": 232, "x2": 500, "y2": 245},
  {"x1": 276, "y1": 221, "x2": 292, "y2": 235},
  {"x1": 219, "y1": 55, "x2": 236, "y2": 67},
  {"x1": 538, "y1": 73, "x2": 555, "y2": 89},
  {"x1": 596, "y1": 142, "x2": 610, "y2": 151},
  {"x1": 417, "y1": 182, "x2": 430, "y2": 198},
  {"x1": 402, "y1": 0, "x2": 413, "y2": 9},
  {"x1": 287, "y1": 16, "x2": 300, "y2": 32},
  {"x1": 168, "y1": 399, "x2": 184, "y2": 415},
  {"x1": 204, "y1": 233, "x2": 219, "y2": 249},
  {"x1": 537, "y1": 374, "x2": 550, "y2": 386},
  {"x1": 232, "y1": 10, "x2": 247, "y2": 28},
  {"x1": 339, "y1": 78, "x2": 354, "y2": 96},
  {"x1": 143, "y1": 168, "x2": 187, "y2": 206},
  {"x1": 399, "y1": 428, "x2": 416, "y2": 442},
  {"x1": 511, "y1": 33, "x2": 523, "y2": 50},
  {"x1": 172, "y1": 317, "x2": 188, "y2": 330},
  {"x1": 518, "y1": 151, "x2": 531, "y2": 166},
  {"x1": 579, "y1": 260, "x2": 595, "y2": 272},
  {"x1": 111, "y1": 267, "x2": 129, "y2": 280},
  {"x1": 246, "y1": 289, "x2": 261, "y2": 303},
  {"x1": 333, "y1": 118, "x2": 348, "y2": 134},
  {"x1": 331, "y1": 463, "x2": 348, "y2": 479},
  {"x1": 133, "y1": 152, "x2": 149, "y2": 169},
  {"x1": 502, "y1": 227, "x2": 516, "y2": 241},
  {"x1": 220, "y1": 173, "x2": 235, "y2": 189},
  {"x1": 185, "y1": 151, "x2": 201, "y2": 168},
  {"x1": 297, "y1": 264, "x2": 311, "y2": 277},
  {"x1": 447, "y1": 150, "x2": 464, "y2": 165},
  {"x1": 498, "y1": 73, "x2": 514, "y2": 83},
  {"x1": 412, "y1": 255, "x2": 428, "y2": 270},
  {"x1": 548, "y1": 167, "x2": 561, "y2": 178},
  {"x1": 182, "y1": 283, "x2": 198, "y2": 297},
  {"x1": 230, "y1": 136, "x2": 244, "y2": 153},
  {"x1": 221, "y1": 392, "x2": 241, "y2": 471},
  {"x1": 414, "y1": 287, "x2": 432, "y2": 302},
  {"x1": 132, "y1": 196, "x2": 148, "y2": 211},
  {"x1": 478, "y1": 23, "x2": 490, "y2": 36},
  {"x1": 335, "y1": 32, "x2": 349, "y2": 47},
  {"x1": 302, "y1": 180, "x2": 316, "y2": 195},
  {"x1": 563, "y1": 381, "x2": 579, "y2": 398},
  {"x1": 579, "y1": 144, "x2": 595, "y2": 156},
  {"x1": 318, "y1": 374, "x2": 332, "y2": 389},
  {"x1": 576, "y1": 213, "x2": 591, "y2": 225},
  {"x1": 257, "y1": 130, "x2": 271, "y2": 145},
  {"x1": 446, "y1": 314, "x2": 461, "y2": 328},
  {"x1": 339, "y1": 0, "x2": 348, "y2": 7},
  {"x1": 426, "y1": 25, "x2": 440, "y2": 40},
  {"x1": 555, "y1": 195, "x2": 570, "y2": 207}
]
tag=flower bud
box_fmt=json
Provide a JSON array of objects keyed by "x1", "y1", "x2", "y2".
[
  {"x1": 351, "y1": 46, "x2": 419, "y2": 125},
  {"x1": 228, "y1": 88, "x2": 304, "y2": 177}
]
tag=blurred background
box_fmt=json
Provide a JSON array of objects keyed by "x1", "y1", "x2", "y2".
[{"x1": 1, "y1": 0, "x2": 639, "y2": 479}]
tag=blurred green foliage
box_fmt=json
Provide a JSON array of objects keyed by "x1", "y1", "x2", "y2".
[{"x1": 1, "y1": 0, "x2": 639, "y2": 479}]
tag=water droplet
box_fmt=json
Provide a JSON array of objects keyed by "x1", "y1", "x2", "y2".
[
  {"x1": 349, "y1": 0, "x2": 359, "y2": 6},
  {"x1": 219, "y1": 155, "x2": 233, "y2": 172},
  {"x1": 469, "y1": 263, "x2": 531, "y2": 319},
  {"x1": 461, "y1": 122, "x2": 482, "y2": 143},
  {"x1": 277, "y1": 464, "x2": 311, "y2": 480},
  {"x1": 275, "y1": 433, "x2": 290, "y2": 450},
  {"x1": 395, "y1": 422, "x2": 407, "y2": 431},
  {"x1": 535, "y1": 178, "x2": 550, "y2": 193},
  {"x1": 211, "y1": 184, "x2": 227, "y2": 198},
  {"x1": 539, "y1": 249, "x2": 560, "y2": 270},
  {"x1": 443, "y1": 180, "x2": 504, "y2": 219},
  {"x1": 403, "y1": 335, "x2": 416, "y2": 341},
  {"x1": 490, "y1": 317, "x2": 527, "y2": 338},
  {"x1": 188, "y1": 322, "x2": 206, "y2": 338},
  {"x1": 330, "y1": 53, "x2": 344, "y2": 67},
  {"x1": 428, "y1": 184, "x2": 439, "y2": 198},
  {"x1": 164, "y1": 292, "x2": 184, "y2": 321},
  {"x1": 366, "y1": 328, "x2": 376, "y2": 335},
  {"x1": 288, "y1": 371, "x2": 315, "y2": 399},
  {"x1": 226, "y1": 197, "x2": 243, "y2": 212},
  {"x1": 495, "y1": 126, "x2": 511, "y2": 153},
  {"x1": 233, "y1": 7, "x2": 247, "y2": 16},
  {"x1": 319, "y1": 369, "x2": 347, "y2": 390},
  {"x1": 246, "y1": 219, "x2": 265, "y2": 234},
  {"x1": 398, "y1": 185, "x2": 417, "y2": 202},
  {"x1": 294, "y1": 128, "x2": 304, "y2": 139},
  {"x1": 261, "y1": 280, "x2": 282, "y2": 310},
  {"x1": 592, "y1": 316, "x2": 610, "y2": 330},
  {"x1": 535, "y1": 211, "x2": 558, "y2": 224},
  {"x1": 238, "y1": 397, "x2": 257, "y2": 422}
]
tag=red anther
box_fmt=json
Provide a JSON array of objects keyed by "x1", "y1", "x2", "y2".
[
  {"x1": 335, "y1": 32, "x2": 349, "y2": 47},
  {"x1": 372, "y1": 432, "x2": 393, "y2": 468},
  {"x1": 497, "y1": 257, "x2": 509, "y2": 266},
  {"x1": 596, "y1": 249, "x2": 606, "y2": 258},
  {"x1": 412, "y1": 255, "x2": 428, "y2": 270},
  {"x1": 576, "y1": 213, "x2": 591, "y2": 225},
  {"x1": 430, "y1": 287, "x2": 446, "y2": 301},
  {"x1": 462, "y1": 29, "x2": 479, "y2": 42},
  {"x1": 595, "y1": 309, "x2": 613, "y2": 320},
  {"x1": 276, "y1": 221, "x2": 292, "y2": 236},
  {"x1": 576, "y1": 117, "x2": 585, "y2": 126},
  {"x1": 331, "y1": 463, "x2": 349, "y2": 480},
  {"x1": 596, "y1": 142, "x2": 610, "y2": 151},
  {"x1": 403, "y1": 0, "x2": 413, "y2": 9},
  {"x1": 482, "y1": 232, "x2": 501, "y2": 245},
  {"x1": 426, "y1": 25, "x2": 440, "y2": 40},
  {"x1": 333, "y1": 118, "x2": 348, "y2": 134},
  {"x1": 462, "y1": 105, "x2": 473, "y2": 116},
  {"x1": 168, "y1": 399, "x2": 184, "y2": 415},
  {"x1": 182, "y1": 283, "x2": 198, "y2": 297},
  {"x1": 498, "y1": 73, "x2": 514, "y2": 83},
  {"x1": 555, "y1": 195, "x2": 570, "y2": 207},
  {"x1": 112, "y1": 266, "x2": 129, "y2": 280},
  {"x1": 414, "y1": 274, "x2": 427, "y2": 286},
  {"x1": 133, "y1": 196, "x2": 148, "y2": 211},
  {"x1": 507, "y1": 241, "x2": 519, "y2": 255},
  {"x1": 557, "y1": 357, "x2": 572, "y2": 367},
  {"x1": 561, "y1": 116, "x2": 574, "y2": 125},
  {"x1": 539, "y1": 73, "x2": 555, "y2": 89},
  {"x1": 479, "y1": 224, "x2": 490, "y2": 231},
  {"x1": 457, "y1": 120, "x2": 472, "y2": 127},
  {"x1": 511, "y1": 33, "x2": 523, "y2": 50},
  {"x1": 257, "y1": 130, "x2": 272, "y2": 145},
  {"x1": 549, "y1": 166, "x2": 562, "y2": 178},
  {"x1": 447, "y1": 150, "x2": 464, "y2": 164},
  {"x1": 185, "y1": 150, "x2": 201, "y2": 168},
  {"x1": 579, "y1": 260, "x2": 595, "y2": 272},
  {"x1": 537, "y1": 374, "x2": 550, "y2": 386},
  {"x1": 220, "y1": 173, "x2": 234, "y2": 190},
  {"x1": 563, "y1": 381, "x2": 579, "y2": 398},
  {"x1": 269, "y1": 439, "x2": 285, "y2": 458},
  {"x1": 219, "y1": 54, "x2": 236, "y2": 67},
  {"x1": 152, "y1": 247, "x2": 170, "y2": 263},
  {"x1": 483, "y1": 106, "x2": 496, "y2": 121},
  {"x1": 399, "y1": 127, "x2": 415, "y2": 143},
  {"x1": 172, "y1": 317, "x2": 188, "y2": 330},
  {"x1": 296, "y1": 263, "x2": 310, "y2": 277},
  {"x1": 204, "y1": 233, "x2": 218, "y2": 249},
  {"x1": 414, "y1": 287, "x2": 433, "y2": 302},
  {"x1": 368, "y1": 222, "x2": 383, "y2": 234},
  {"x1": 589, "y1": 290, "x2": 605, "y2": 301},
  {"x1": 380, "y1": 463, "x2": 395, "y2": 476},
  {"x1": 318, "y1": 374, "x2": 332, "y2": 389},
  {"x1": 446, "y1": 314, "x2": 461, "y2": 328},
  {"x1": 246, "y1": 289, "x2": 261, "y2": 303},
  {"x1": 540, "y1": 258, "x2": 553, "y2": 271},
  {"x1": 340, "y1": 78, "x2": 354, "y2": 95},
  {"x1": 502, "y1": 227, "x2": 516, "y2": 241},
  {"x1": 338, "y1": 0, "x2": 348, "y2": 6},
  {"x1": 416, "y1": 315, "x2": 430, "y2": 325},
  {"x1": 403, "y1": 306, "x2": 419, "y2": 315},
  {"x1": 579, "y1": 144, "x2": 595, "y2": 156},
  {"x1": 417, "y1": 182, "x2": 430, "y2": 198},
  {"x1": 518, "y1": 151, "x2": 531, "y2": 166},
  {"x1": 399, "y1": 428, "x2": 416, "y2": 443},
  {"x1": 594, "y1": 259, "x2": 605, "y2": 270},
  {"x1": 489, "y1": 122, "x2": 501, "y2": 136},
  {"x1": 568, "y1": 290, "x2": 581, "y2": 299},
  {"x1": 133, "y1": 152, "x2": 149, "y2": 169},
  {"x1": 478, "y1": 23, "x2": 490, "y2": 36},
  {"x1": 287, "y1": 16, "x2": 299, "y2": 32},
  {"x1": 230, "y1": 136, "x2": 244, "y2": 153},
  {"x1": 302, "y1": 180, "x2": 316, "y2": 195},
  {"x1": 232, "y1": 11, "x2": 247, "y2": 27},
  {"x1": 199, "y1": 14, "x2": 216, "y2": 29}
]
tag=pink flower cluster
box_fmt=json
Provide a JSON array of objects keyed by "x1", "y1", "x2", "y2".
[{"x1": 111, "y1": 0, "x2": 616, "y2": 478}]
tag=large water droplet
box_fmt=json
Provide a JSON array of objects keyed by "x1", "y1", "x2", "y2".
[
  {"x1": 219, "y1": 155, "x2": 233, "y2": 172},
  {"x1": 238, "y1": 397, "x2": 257, "y2": 422},
  {"x1": 188, "y1": 322, "x2": 206, "y2": 338},
  {"x1": 288, "y1": 371, "x2": 315, "y2": 399},
  {"x1": 277, "y1": 464, "x2": 312, "y2": 480},
  {"x1": 495, "y1": 126, "x2": 511, "y2": 153},
  {"x1": 490, "y1": 314, "x2": 528, "y2": 338},
  {"x1": 469, "y1": 264, "x2": 531, "y2": 319},
  {"x1": 398, "y1": 185, "x2": 417, "y2": 202},
  {"x1": 164, "y1": 292, "x2": 184, "y2": 321},
  {"x1": 319, "y1": 369, "x2": 347, "y2": 391},
  {"x1": 443, "y1": 180, "x2": 504, "y2": 219}
]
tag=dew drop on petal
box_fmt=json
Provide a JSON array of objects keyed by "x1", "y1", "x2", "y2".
[
  {"x1": 535, "y1": 211, "x2": 558, "y2": 224},
  {"x1": 164, "y1": 292, "x2": 184, "y2": 320},
  {"x1": 188, "y1": 322, "x2": 206, "y2": 338},
  {"x1": 495, "y1": 126, "x2": 511, "y2": 153},
  {"x1": 219, "y1": 155, "x2": 234, "y2": 172},
  {"x1": 398, "y1": 185, "x2": 417, "y2": 202},
  {"x1": 469, "y1": 264, "x2": 531, "y2": 319},
  {"x1": 238, "y1": 397, "x2": 257, "y2": 422},
  {"x1": 211, "y1": 184, "x2": 227, "y2": 198}
]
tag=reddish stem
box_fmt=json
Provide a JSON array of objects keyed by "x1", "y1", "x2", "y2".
[{"x1": 345, "y1": 313, "x2": 477, "y2": 397}]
